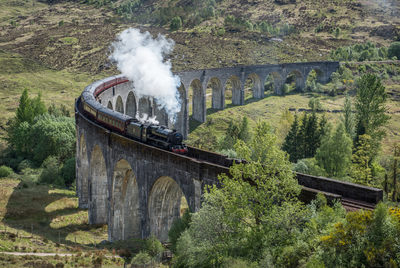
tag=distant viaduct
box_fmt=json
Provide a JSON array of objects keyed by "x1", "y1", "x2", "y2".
[{"x1": 75, "y1": 61, "x2": 382, "y2": 243}]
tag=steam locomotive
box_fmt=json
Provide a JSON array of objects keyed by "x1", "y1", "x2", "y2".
[{"x1": 79, "y1": 92, "x2": 188, "y2": 154}]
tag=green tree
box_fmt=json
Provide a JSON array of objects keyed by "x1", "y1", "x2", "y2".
[
  {"x1": 350, "y1": 134, "x2": 373, "y2": 185},
  {"x1": 29, "y1": 114, "x2": 75, "y2": 165},
  {"x1": 354, "y1": 74, "x2": 390, "y2": 158},
  {"x1": 219, "y1": 117, "x2": 251, "y2": 151},
  {"x1": 282, "y1": 113, "x2": 301, "y2": 162},
  {"x1": 341, "y1": 95, "x2": 355, "y2": 139},
  {"x1": 8, "y1": 89, "x2": 47, "y2": 156},
  {"x1": 176, "y1": 121, "x2": 303, "y2": 266},
  {"x1": 15, "y1": 89, "x2": 33, "y2": 125},
  {"x1": 316, "y1": 123, "x2": 353, "y2": 178}
]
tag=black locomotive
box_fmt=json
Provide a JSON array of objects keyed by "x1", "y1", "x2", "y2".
[{"x1": 80, "y1": 94, "x2": 188, "y2": 154}]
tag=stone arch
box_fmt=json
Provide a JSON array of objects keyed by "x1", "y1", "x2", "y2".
[
  {"x1": 78, "y1": 133, "x2": 89, "y2": 208},
  {"x1": 265, "y1": 72, "x2": 283, "y2": 95},
  {"x1": 189, "y1": 79, "x2": 205, "y2": 122},
  {"x1": 153, "y1": 101, "x2": 168, "y2": 126},
  {"x1": 224, "y1": 75, "x2": 242, "y2": 106},
  {"x1": 115, "y1": 95, "x2": 124, "y2": 114},
  {"x1": 138, "y1": 97, "x2": 152, "y2": 118},
  {"x1": 126, "y1": 92, "x2": 137, "y2": 117},
  {"x1": 89, "y1": 145, "x2": 108, "y2": 224},
  {"x1": 107, "y1": 101, "x2": 113, "y2": 110},
  {"x1": 284, "y1": 70, "x2": 304, "y2": 93},
  {"x1": 246, "y1": 73, "x2": 263, "y2": 99},
  {"x1": 148, "y1": 176, "x2": 188, "y2": 242},
  {"x1": 305, "y1": 68, "x2": 324, "y2": 91},
  {"x1": 207, "y1": 77, "x2": 223, "y2": 110},
  {"x1": 111, "y1": 159, "x2": 140, "y2": 241}
]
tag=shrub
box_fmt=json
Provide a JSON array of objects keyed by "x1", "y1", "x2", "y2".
[
  {"x1": 0, "y1": 165, "x2": 13, "y2": 178},
  {"x1": 216, "y1": 27, "x2": 225, "y2": 36},
  {"x1": 131, "y1": 251, "x2": 152, "y2": 265},
  {"x1": 17, "y1": 159, "x2": 34, "y2": 172},
  {"x1": 61, "y1": 157, "x2": 75, "y2": 186},
  {"x1": 144, "y1": 236, "x2": 164, "y2": 258},
  {"x1": 388, "y1": 42, "x2": 400, "y2": 59},
  {"x1": 39, "y1": 156, "x2": 64, "y2": 186},
  {"x1": 170, "y1": 16, "x2": 182, "y2": 31}
]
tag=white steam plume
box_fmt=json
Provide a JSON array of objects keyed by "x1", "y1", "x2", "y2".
[
  {"x1": 137, "y1": 113, "x2": 159, "y2": 125},
  {"x1": 109, "y1": 28, "x2": 181, "y2": 123}
]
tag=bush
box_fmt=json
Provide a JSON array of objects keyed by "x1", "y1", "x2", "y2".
[
  {"x1": 17, "y1": 159, "x2": 34, "y2": 172},
  {"x1": 144, "y1": 236, "x2": 164, "y2": 258},
  {"x1": 61, "y1": 157, "x2": 75, "y2": 186},
  {"x1": 170, "y1": 16, "x2": 182, "y2": 31},
  {"x1": 0, "y1": 165, "x2": 13, "y2": 178},
  {"x1": 388, "y1": 42, "x2": 400, "y2": 59},
  {"x1": 131, "y1": 251, "x2": 152, "y2": 265},
  {"x1": 39, "y1": 156, "x2": 64, "y2": 186}
]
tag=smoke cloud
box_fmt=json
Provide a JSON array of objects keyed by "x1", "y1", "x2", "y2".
[{"x1": 109, "y1": 28, "x2": 181, "y2": 123}]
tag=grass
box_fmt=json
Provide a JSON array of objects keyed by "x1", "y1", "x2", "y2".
[
  {"x1": 0, "y1": 50, "x2": 104, "y2": 141},
  {"x1": 0, "y1": 178, "x2": 109, "y2": 252}
]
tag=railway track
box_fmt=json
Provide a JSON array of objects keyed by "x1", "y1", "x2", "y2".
[{"x1": 341, "y1": 198, "x2": 376, "y2": 211}]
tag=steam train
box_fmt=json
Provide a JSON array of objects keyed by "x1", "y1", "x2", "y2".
[{"x1": 79, "y1": 90, "x2": 188, "y2": 154}]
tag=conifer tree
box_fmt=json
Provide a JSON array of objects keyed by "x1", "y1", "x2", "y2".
[
  {"x1": 16, "y1": 88, "x2": 33, "y2": 125},
  {"x1": 282, "y1": 113, "x2": 300, "y2": 162}
]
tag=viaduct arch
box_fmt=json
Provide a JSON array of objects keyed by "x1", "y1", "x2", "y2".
[{"x1": 76, "y1": 61, "x2": 382, "y2": 243}]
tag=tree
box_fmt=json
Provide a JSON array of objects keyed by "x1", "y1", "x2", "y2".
[
  {"x1": 219, "y1": 117, "x2": 251, "y2": 151},
  {"x1": 282, "y1": 113, "x2": 301, "y2": 162},
  {"x1": 15, "y1": 89, "x2": 33, "y2": 125},
  {"x1": 354, "y1": 74, "x2": 390, "y2": 158},
  {"x1": 316, "y1": 123, "x2": 353, "y2": 178},
  {"x1": 175, "y1": 121, "x2": 302, "y2": 266},
  {"x1": 8, "y1": 89, "x2": 47, "y2": 155},
  {"x1": 341, "y1": 95, "x2": 355, "y2": 139},
  {"x1": 350, "y1": 134, "x2": 373, "y2": 185},
  {"x1": 29, "y1": 114, "x2": 75, "y2": 165}
]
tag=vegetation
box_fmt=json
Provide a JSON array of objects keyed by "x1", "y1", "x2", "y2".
[
  {"x1": 2, "y1": 89, "x2": 76, "y2": 187},
  {"x1": 330, "y1": 42, "x2": 389, "y2": 62},
  {"x1": 172, "y1": 123, "x2": 400, "y2": 267},
  {"x1": 282, "y1": 111, "x2": 326, "y2": 163}
]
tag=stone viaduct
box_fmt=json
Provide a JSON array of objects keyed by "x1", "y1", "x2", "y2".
[
  {"x1": 76, "y1": 61, "x2": 382, "y2": 243},
  {"x1": 95, "y1": 61, "x2": 340, "y2": 138}
]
